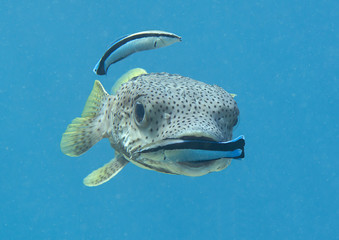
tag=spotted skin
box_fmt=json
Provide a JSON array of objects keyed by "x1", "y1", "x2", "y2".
[
  {"x1": 109, "y1": 73, "x2": 239, "y2": 176},
  {"x1": 61, "y1": 71, "x2": 241, "y2": 185}
]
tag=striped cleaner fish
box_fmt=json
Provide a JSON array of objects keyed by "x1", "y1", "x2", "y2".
[
  {"x1": 60, "y1": 68, "x2": 245, "y2": 186},
  {"x1": 93, "y1": 30, "x2": 181, "y2": 75}
]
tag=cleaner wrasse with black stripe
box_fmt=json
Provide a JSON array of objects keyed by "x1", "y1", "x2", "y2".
[
  {"x1": 60, "y1": 68, "x2": 245, "y2": 187},
  {"x1": 93, "y1": 30, "x2": 181, "y2": 75}
]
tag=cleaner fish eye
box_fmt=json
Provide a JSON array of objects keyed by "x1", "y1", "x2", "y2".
[{"x1": 61, "y1": 30, "x2": 245, "y2": 187}]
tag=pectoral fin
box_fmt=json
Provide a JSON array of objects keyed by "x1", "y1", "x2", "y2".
[
  {"x1": 60, "y1": 80, "x2": 114, "y2": 157},
  {"x1": 83, "y1": 154, "x2": 129, "y2": 187}
]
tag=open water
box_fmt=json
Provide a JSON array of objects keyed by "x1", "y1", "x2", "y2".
[{"x1": 1, "y1": 1, "x2": 338, "y2": 239}]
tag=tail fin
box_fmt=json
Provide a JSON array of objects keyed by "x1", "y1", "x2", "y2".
[{"x1": 60, "y1": 80, "x2": 113, "y2": 157}]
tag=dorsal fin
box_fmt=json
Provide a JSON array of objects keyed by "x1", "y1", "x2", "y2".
[
  {"x1": 111, "y1": 68, "x2": 147, "y2": 94},
  {"x1": 60, "y1": 80, "x2": 114, "y2": 157}
]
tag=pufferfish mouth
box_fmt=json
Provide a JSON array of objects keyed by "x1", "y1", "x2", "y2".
[{"x1": 137, "y1": 135, "x2": 245, "y2": 162}]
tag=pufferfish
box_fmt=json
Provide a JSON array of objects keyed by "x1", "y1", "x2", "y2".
[{"x1": 60, "y1": 68, "x2": 245, "y2": 186}]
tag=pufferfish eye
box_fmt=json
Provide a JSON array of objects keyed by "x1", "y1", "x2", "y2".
[{"x1": 134, "y1": 101, "x2": 146, "y2": 126}]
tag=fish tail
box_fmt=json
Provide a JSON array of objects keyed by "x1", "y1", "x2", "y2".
[
  {"x1": 93, "y1": 60, "x2": 106, "y2": 75},
  {"x1": 60, "y1": 80, "x2": 112, "y2": 157}
]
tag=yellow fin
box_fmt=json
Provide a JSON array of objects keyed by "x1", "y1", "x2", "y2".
[
  {"x1": 83, "y1": 154, "x2": 129, "y2": 187},
  {"x1": 111, "y1": 68, "x2": 147, "y2": 94},
  {"x1": 82, "y1": 80, "x2": 109, "y2": 118},
  {"x1": 60, "y1": 80, "x2": 113, "y2": 157},
  {"x1": 230, "y1": 93, "x2": 237, "y2": 98}
]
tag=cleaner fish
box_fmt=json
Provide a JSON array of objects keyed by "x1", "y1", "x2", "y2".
[{"x1": 93, "y1": 30, "x2": 181, "y2": 75}]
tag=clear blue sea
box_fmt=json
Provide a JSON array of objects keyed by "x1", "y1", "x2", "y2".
[{"x1": 1, "y1": 1, "x2": 338, "y2": 239}]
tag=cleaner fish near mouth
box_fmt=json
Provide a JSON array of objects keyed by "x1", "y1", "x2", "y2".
[{"x1": 60, "y1": 68, "x2": 245, "y2": 187}]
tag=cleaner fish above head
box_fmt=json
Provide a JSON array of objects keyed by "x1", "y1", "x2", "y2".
[
  {"x1": 61, "y1": 31, "x2": 245, "y2": 187},
  {"x1": 93, "y1": 30, "x2": 182, "y2": 75}
]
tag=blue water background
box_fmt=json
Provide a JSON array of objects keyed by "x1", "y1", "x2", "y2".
[{"x1": 1, "y1": 1, "x2": 338, "y2": 239}]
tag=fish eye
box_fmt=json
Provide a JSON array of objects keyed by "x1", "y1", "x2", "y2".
[{"x1": 134, "y1": 101, "x2": 146, "y2": 126}]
